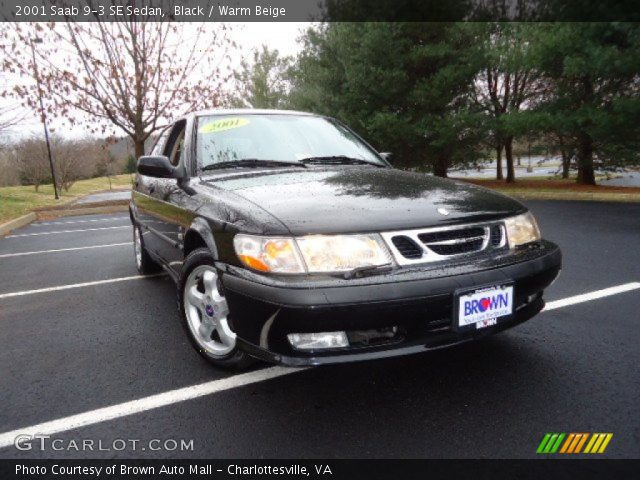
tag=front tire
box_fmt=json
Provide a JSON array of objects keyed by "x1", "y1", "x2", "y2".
[
  {"x1": 178, "y1": 248, "x2": 252, "y2": 370},
  {"x1": 133, "y1": 224, "x2": 162, "y2": 274}
]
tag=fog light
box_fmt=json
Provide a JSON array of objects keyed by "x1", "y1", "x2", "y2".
[{"x1": 287, "y1": 331, "x2": 349, "y2": 350}]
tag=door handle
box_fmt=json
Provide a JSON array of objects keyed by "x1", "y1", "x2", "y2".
[{"x1": 149, "y1": 185, "x2": 155, "y2": 194}]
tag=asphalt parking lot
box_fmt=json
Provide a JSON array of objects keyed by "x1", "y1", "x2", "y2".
[{"x1": 0, "y1": 200, "x2": 638, "y2": 459}]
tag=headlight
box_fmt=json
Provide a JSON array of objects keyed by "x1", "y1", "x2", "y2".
[
  {"x1": 296, "y1": 234, "x2": 392, "y2": 272},
  {"x1": 233, "y1": 233, "x2": 393, "y2": 274},
  {"x1": 504, "y1": 212, "x2": 541, "y2": 248},
  {"x1": 233, "y1": 235, "x2": 305, "y2": 273}
]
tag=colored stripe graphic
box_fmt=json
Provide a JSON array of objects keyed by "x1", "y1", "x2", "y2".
[
  {"x1": 574, "y1": 433, "x2": 588, "y2": 453},
  {"x1": 550, "y1": 433, "x2": 565, "y2": 453},
  {"x1": 597, "y1": 434, "x2": 613, "y2": 453},
  {"x1": 539, "y1": 433, "x2": 613, "y2": 454},
  {"x1": 585, "y1": 433, "x2": 614, "y2": 454},
  {"x1": 536, "y1": 433, "x2": 552, "y2": 454},
  {"x1": 544, "y1": 433, "x2": 559, "y2": 453},
  {"x1": 567, "y1": 433, "x2": 582, "y2": 453},
  {"x1": 537, "y1": 433, "x2": 565, "y2": 454},
  {"x1": 584, "y1": 433, "x2": 599, "y2": 453},
  {"x1": 560, "y1": 433, "x2": 575, "y2": 453}
]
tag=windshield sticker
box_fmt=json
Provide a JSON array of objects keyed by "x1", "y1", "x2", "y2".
[{"x1": 199, "y1": 117, "x2": 250, "y2": 134}]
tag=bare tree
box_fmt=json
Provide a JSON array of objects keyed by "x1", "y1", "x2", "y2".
[
  {"x1": 0, "y1": 74, "x2": 26, "y2": 134},
  {"x1": 10, "y1": 134, "x2": 108, "y2": 192},
  {"x1": 11, "y1": 135, "x2": 52, "y2": 191},
  {"x1": 0, "y1": 147, "x2": 20, "y2": 186},
  {"x1": 94, "y1": 148, "x2": 119, "y2": 190},
  {"x1": 54, "y1": 137, "x2": 102, "y2": 191},
  {"x1": 3, "y1": 14, "x2": 236, "y2": 158},
  {"x1": 0, "y1": 103, "x2": 24, "y2": 134}
]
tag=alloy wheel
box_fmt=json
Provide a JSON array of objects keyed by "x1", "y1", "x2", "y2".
[
  {"x1": 183, "y1": 265, "x2": 236, "y2": 356},
  {"x1": 133, "y1": 227, "x2": 142, "y2": 270}
]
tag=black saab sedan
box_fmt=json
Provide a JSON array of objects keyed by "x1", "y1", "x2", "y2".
[{"x1": 130, "y1": 109, "x2": 561, "y2": 369}]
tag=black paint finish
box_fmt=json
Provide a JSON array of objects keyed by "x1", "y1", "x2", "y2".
[
  {"x1": 130, "y1": 110, "x2": 560, "y2": 365},
  {"x1": 197, "y1": 166, "x2": 527, "y2": 235}
]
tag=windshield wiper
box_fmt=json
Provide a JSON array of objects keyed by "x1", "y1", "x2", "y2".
[
  {"x1": 299, "y1": 156, "x2": 383, "y2": 167},
  {"x1": 341, "y1": 263, "x2": 394, "y2": 280},
  {"x1": 201, "y1": 159, "x2": 307, "y2": 171}
]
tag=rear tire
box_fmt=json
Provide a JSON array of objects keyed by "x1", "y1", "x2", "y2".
[
  {"x1": 178, "y1": 248, "x2": 253, "y2": 370},
  {"x1": 133, "y1": 224, "x2": 162, "y2": 275}
]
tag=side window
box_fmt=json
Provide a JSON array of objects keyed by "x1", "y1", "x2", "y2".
[
  {"x1": 150, "y1": 128, "x2": 170, "y2": 156},
  {"x1": 163, "y1": 120, "x2": 187, "y2": 167},
  {"x1": 173, "y1": 131, "x2": 186, "y2": 167}
]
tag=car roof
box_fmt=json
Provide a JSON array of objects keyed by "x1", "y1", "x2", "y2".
[
  {"x1": 162, "y1": 109, "x2": 332, "y2": 131},
  {"x1": 192, "y1": 109, "x2": 318, "y2": 118}
]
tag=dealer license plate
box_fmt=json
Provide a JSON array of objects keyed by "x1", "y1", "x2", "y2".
[{"x1": 455, "y1": 284, "x2": 514, "y2": 331}]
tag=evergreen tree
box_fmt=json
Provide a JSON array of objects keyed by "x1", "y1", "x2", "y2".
[
  {"x1": 124, "y1": 154, "x2": 137, "y2": 175},
  {"x1": 530, "y1": 23, "x2": 640, "y2": 184},
  {"x1": 288, "y1": 23, "x2": 483, "y2": 176},
  {"x1": 230, "y1": 46, "x2": 292, "y2": 109}
]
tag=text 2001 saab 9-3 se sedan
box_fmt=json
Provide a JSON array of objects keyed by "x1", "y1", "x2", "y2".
[{"x1": 130, "y1": 110, "x2": 561, "y2": 369}]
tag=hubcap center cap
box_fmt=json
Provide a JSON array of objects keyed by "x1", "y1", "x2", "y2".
[{"x1": 205, "y1": 304, "x2": 214, "y2": 317}]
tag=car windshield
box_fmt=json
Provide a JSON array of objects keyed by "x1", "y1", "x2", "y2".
[{"x1": 196, "y1": 114, "x2": 384, "y2": 169}]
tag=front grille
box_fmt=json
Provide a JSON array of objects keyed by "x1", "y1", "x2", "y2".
[
  {"x1": 418, "y1": 227, "x2": 485, "y2": 244},
  {"x1": 490, "y1": 225, "x2": 505, "y2": 247},
  {"x1": 426, "y1": 238, "x2": 484, "y2": 255},
  {"x1": 382, "y1": 221, "x2": 507, "y2": 265},
  {"x1": 391, "y1": 236, "x2": 423, "y2": 259},
  {"x1": 419, "y1": 226, "x2": 487, "y2": 256}
]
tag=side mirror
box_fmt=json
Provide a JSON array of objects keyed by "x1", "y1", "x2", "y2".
[
  {"x1": 137, "y1": 155, "x2": 178, "y2": 178},
  {"x1": 379, "y1": 152, "x2": 393, "y2": 163}
]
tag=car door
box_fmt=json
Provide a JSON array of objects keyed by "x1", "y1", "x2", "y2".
[
  {"x1": 144, "y1": 119, "x2": 197, "y2": 273},
  {"x1": 133, "y1": 127, "x2": 170, "y2": 260}
]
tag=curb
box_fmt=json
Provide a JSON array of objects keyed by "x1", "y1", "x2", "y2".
[{"x1": 0, "y1": 212, "x2": 37, "y2": 237}]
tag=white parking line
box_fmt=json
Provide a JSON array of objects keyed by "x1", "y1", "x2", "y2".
[
  {"x1": 6, "y1": 226, "x2": 129, "y2": 238},
  {"x1": 34, "y1": 217, "x2": 129, "y2": 227},
  {"x1": 0, "y1": 274, "x2": 164, "y2": 300},
  {"x1": 0, "y1": 243, "x2": 131, "y2": 259},
  {"x1": 0, "y1": 281, "x2": 637, "y2": 446},
  {"x1": 0, "y1": 367, "x2": 304, "y2": 449},
  {"x1": 544, "y1": 282, "x2": 640, "y2": 311}
]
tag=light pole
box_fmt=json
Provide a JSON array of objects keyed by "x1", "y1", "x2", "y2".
[{"x1": 29, "y1": 37, "x2": 59, "y2": 200}]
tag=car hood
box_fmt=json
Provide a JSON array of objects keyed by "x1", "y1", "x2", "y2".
[{"x1": 199, "y1": 166, "x2": 526, "y2": 235}]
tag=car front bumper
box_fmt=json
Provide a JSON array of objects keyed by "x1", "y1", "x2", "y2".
[{"x1": 221, "y1": 240, "x2": 562, "y2": 366}]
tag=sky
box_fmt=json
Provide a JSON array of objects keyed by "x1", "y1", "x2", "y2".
[
  {"x1": 237, "y1": 22, "x2": 308, "y2": 57},
  {"x1": 0, "y1": 22, "x2": 310, "y2": 141}
]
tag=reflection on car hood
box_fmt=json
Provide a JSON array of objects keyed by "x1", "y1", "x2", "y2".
[{"x1": 200, "y1": 167, "x2": 526, "y2": 235}]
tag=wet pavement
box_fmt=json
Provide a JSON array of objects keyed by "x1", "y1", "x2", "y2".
[{"x1": 0, "y1": 202, "x2": 638, "y2": 459}]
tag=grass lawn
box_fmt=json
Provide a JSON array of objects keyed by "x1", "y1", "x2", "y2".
[{"x1": 0, "y1": 175, "x2": 133, "y2": 224}]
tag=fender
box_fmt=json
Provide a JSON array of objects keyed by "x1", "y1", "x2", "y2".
[
  {"x1": 185, "y1": 217, "x2": 219, "y2": 259},
  {"x1": 128, "y1": 201, "x2": 139, "y2": 224}
]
